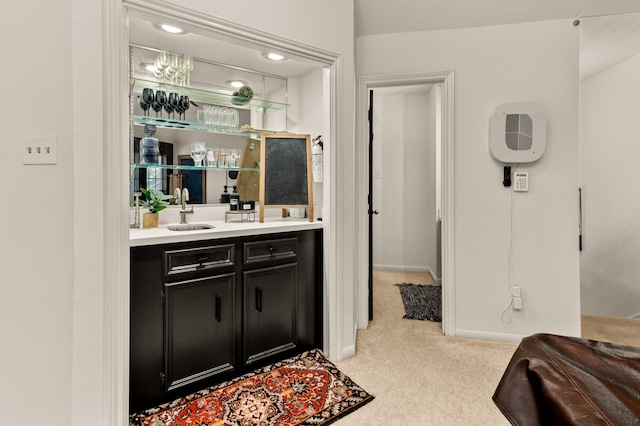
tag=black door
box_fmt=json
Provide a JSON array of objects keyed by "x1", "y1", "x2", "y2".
[
  {"x1": 163, "y1": 274, "x2": 236, "y2": 392},
  {"x1": 243, "y1": 263, "x2": 298, "y2": 365}
]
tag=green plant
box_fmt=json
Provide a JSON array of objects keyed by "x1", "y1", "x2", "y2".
[
  {"x1": 233, "y1": 85, "x2": 254, "y2": 99},
  {"x1": 139, "y1": 188, "x2": 173, "y2": 213}
]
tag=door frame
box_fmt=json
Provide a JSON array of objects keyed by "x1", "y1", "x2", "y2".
[
  {"x1": 355, "y1": 72, "x2": 456, "y2": 336},
  {"x1": 104, "y1": 1, "x2": 341, "y2": 424}
]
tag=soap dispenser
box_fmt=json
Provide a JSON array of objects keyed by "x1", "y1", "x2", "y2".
[
  {"x1": 220, "y1": 185, "x2": 230, "y2": 203},
  {"x1": 229, "y1": 186, "x2": 240, "y2": 211},
  {"x1": 140, "y1": 124, "x2": 159, "y2": 164}
]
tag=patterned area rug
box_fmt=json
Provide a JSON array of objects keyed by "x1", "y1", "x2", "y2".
[
  {"x1": 395, "y1": 283, "x2": 442, "y2": 322},
  {"x1": 129, "y1": 349, "x2": 374, "y2": 426}
]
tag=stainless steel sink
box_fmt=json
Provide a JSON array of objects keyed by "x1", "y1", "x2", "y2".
[{"x1": 167, "y1": 224, "x2": 215, "y2": 231}]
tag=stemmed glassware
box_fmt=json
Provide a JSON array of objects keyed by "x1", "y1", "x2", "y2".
[
  {"x1": 154, "y1": 90, "x2": 167, "y2": 121},
  {"x1": 139, "y1": 88, "x2": 154, "y2": 116},
  {"x1": 190, "y1": 141, "x2": 206, "y2": 167},
  {"x1": 167, "y1": 92, "x2": 180, "y2": 120},
  {"x1": 179, "y1": 95, "x2": 190, "y2": 120},
  {"x1": 153, "y1": 51, "x2": 194, "y2": 86}
]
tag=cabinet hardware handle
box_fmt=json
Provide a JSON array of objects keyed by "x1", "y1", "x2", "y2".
[
  {"x1": 215, "y1": 294, "x2": 221, "y2": 322},
  {"x1": 267, "y1": 246, "x2": 278, "y2": 257},
  {"x1": 256, "y1": 287, "x2": 262, "y2": 312},
  {"x1": 196, "y1": 256, "x2": 208, "y2": 269}
]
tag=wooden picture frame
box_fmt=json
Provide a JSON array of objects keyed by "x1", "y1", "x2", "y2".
[{"x1": 259, "y1": 133, "x2": 313, "y2": 223}]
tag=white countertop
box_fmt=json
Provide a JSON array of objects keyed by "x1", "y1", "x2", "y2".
[{"x1": 130, "y1": 217, "x2": 323, "y2": 247}]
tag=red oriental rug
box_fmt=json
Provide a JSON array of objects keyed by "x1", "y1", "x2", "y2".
[{"x1": 129, "y1": 350, "x2": 374, "y2": 426}]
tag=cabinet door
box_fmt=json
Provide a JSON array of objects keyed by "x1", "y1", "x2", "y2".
[
  {"x1": 164, "y1": 273, "x2": 235, "y2": 392},
  {"x1": 244, "y1": 263, "x2": 297, "y2": 365}
]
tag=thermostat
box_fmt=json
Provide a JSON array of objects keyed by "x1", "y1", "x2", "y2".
[{"x1": 489, "y1": 102, "x2": 547, "y2": 163}]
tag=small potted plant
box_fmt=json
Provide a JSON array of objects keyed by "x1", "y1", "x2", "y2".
[
  {"x1": 232, "y1": 85, "x2": 254, "y2": 105},
  {"x1": 139, "y1": 187, "x2": 172, "y2": 228}
]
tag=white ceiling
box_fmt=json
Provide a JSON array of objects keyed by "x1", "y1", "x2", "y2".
[
  {"x1": 130, "y1": 2, "x2": 640, "y2": 91},
  {"x1": 354, "y1": 1, "x2": 640, "y2": 81},
  {"x1": 354, "y1": 0, "x2": 640, "y2": 36}
]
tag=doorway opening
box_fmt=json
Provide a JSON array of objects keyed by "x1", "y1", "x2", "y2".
[
  {"x1": 369, "y1": 84, "x2": 442, "y2": 324},
  {"x1": 356, "y1": 72, "x2": 455, "y2": 337},
  {"x1": 578, "y1": 13, "x2": 640, "y2": 347}
]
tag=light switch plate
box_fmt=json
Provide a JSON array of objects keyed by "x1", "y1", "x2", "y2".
[{"x1": 23, "y1": 135, "x2": 57, "y2": 165}]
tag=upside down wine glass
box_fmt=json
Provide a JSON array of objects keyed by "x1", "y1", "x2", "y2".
[{"x1": 190, "y1": 141, "x2": 206, "y2": 167}]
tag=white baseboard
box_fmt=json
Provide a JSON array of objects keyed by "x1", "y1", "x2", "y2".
[
  {"x1": 373, "y1": 264, "x2": 441, "y2": 285},
  {"x1": 456, "y1": 329, "x2": 526, "y2": 343},
  {"x1": 341, "y1": 324, "x2": 358, "y2": 359}
]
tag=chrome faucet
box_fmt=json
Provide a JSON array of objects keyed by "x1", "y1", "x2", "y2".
[{"x1": 179, "y1": 187, "x2": 193, "y2": 224}]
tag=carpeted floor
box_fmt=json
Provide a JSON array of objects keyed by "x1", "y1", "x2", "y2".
[
  {"x1": 332, "y1": 270, "x2": 640, "y2": 425},
  {"x1": 130, "y1": 350, "x2": 373, "y2": 426},
  {"x1": 333, "y1": 270, "x2": 518, "y2": 425}
]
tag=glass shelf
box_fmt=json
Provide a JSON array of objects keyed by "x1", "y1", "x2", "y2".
[
  {"x1": 133, "y1": 163, "x2": 260, "y2": 172},
  {"x1": 130, "y1": 77, "x2": 288, "y2": 112},
  {"x1": 131, "y1": 115, "x2": 283, "y2": 137}
]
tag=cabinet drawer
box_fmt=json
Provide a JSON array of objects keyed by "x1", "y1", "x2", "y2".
[
  {"x1": 243, "y1": 237, "x2": 298, "y2": 265},
  {"x1": 164, "y1": 245, "x2": 235, "y2": 277}
]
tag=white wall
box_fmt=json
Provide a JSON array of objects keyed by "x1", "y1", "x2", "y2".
[
  {"x1": 373, "y1": 90, "x2": 437, "y2": 274},
  {"x1": 289, "y1": 68, "x2": 326, "y2": 209},
  {"x1": 1, "y1": 1, "x2": 75, "y2": 425},
  {"x1": 358, "y1": 19, "x2": 582, "y2": 340},
  {"x1": 580, "y1": 52, "x2": 640, "y2": 318},
  {"x1": 1, "y1": 1, "x2": 355, "y2": 425}
]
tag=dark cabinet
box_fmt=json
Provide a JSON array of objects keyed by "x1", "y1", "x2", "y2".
[
  {"x1": 130, "y1": 229, "x2": 322, "y2": 413},
  {"x1": 244, "y1": 263, "x2": 297, "y2": 365},
  {"x1": 163, "y1": 273, "x2": 235, "y2": 392}
]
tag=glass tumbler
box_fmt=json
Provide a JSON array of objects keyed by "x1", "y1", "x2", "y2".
[
  {"x1": 218, "y1": 148, "x2": 229, "y2": 168},
  {"x1": 206, "y1": 147, "x2": 219, "y2": 167},
  {"x1": 228, "y1": 149, "x2": 242, "y2": 167}
]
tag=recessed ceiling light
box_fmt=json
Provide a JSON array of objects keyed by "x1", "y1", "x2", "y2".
[
  {"x1": 266, "y1": 52, "x2": 285, "y2": 61},
  {"x1": 161, "y1": 24, "x2": 183, "y2": 34},
  {"x1": 227, "y1": 80, "x2": 246, "y2": 88}
]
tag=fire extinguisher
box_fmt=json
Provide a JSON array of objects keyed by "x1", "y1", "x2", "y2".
[{"x1": 312, "y1": 135, "x2": 323, "y2": 182}]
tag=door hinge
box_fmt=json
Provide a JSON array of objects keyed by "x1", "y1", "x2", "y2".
[
  {"x1": 161, "y1": 291, "x2": 165, "y2": 304},
  {"x1": 160, "y1": 372, "x2": 165, "y2": 386}
]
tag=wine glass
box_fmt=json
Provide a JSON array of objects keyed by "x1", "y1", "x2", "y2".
[
  {"x1": 151, "y1": 101, "x2": 163, "y2": 117},
  {"x1": 168, "y1": 92, "x2": 180, "y2": 118},
  {"x1": 190, "y1": 141, "x2": 207, "y2": 167},
  {"x1": 139, "y1": 96, "x2": 151, "y2": 116},
  {"x1": 154, "y1": 51, "x2": 170, "y2": 82},
  {"x1": 164, "y1": 103, "x2": 175, "y2": 121},
  {"x1": 182, "y1": 55, "x2": 194, "y2": 85},
  {"x1": 179, "y1": 95, "x2": 190, "y2": 120},
  {"x1": 140, "y1": 88, "x2": 154, "y2": 116},
  {"x1": 154, "y1": 90, "x2": 167, "y2": 120}
]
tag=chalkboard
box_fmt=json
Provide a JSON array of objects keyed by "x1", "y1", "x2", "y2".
[{"x1": 259, "y1": 134, "x2": 313, "y2": 222}]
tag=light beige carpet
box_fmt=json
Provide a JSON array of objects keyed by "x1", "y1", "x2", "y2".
[
  {"x1": 333, "y1": 270, "x2": 640, "y2": 425},
  {"x1": 334, "y1": 270, "x2": 517, "y2": 425},
  {"x1": 581, "y1": 314, "x2": 640, "y2": 347}
]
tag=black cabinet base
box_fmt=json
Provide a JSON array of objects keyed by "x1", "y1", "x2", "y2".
[{"x1": 130, "y1": 229, "x2": 322, "y2": 413}]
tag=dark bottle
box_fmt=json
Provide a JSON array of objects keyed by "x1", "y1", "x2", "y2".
[
  {"x1": 140, "y1": 124, "x2": 159, "y2": 164},
  {"x1": 220, "y1": 185, "x2": 230, "y2": 203},
  {"x1": 229, "y1": 186, "x2": 240, "y2": 211}
]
